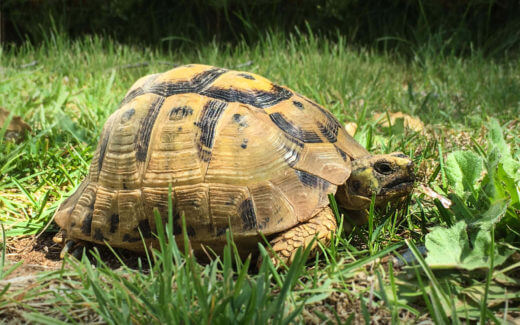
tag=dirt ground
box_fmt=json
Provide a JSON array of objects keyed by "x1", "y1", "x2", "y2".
[
  {"x1": 5, "y1": 232, "x2": 150, "y2": 274},
  {"x1": 4, "y1": 233, "x2": 65, "y2": 278}
]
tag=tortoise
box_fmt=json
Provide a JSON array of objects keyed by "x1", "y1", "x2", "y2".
[{"x1": 53, "y1": 64, "x2": 414, "y2": 264}]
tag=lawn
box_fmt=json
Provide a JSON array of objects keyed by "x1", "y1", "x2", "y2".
[{"x1": 1, "y1": 31, "x2": 519, "y2": 323}]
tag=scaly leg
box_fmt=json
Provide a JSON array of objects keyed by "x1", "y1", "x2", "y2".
[
  {"x1": 269, "y1": 207, "x2": 337, "y2": 266},
  {"x1": 53, "y1": 230, "x2": 86, "y2": 259}
]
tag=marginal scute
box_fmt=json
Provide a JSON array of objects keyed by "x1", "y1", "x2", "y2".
[
  {"x1": 93, "y1": 228, "x2": 105, "y2": 241},
  {"x1": 66, "y1": 184, "x2": 98, "y2": 241},
  {"x1": 173, "y1": 183, "x2": 212, "y2": 238},
  {"x1": 292, "y1": 143, "x2": 350, "y2": 185},
  {"x1": 248, "y1": 181, "x2": 296, "y2": 233},
  {"x1": 208, "y1": 184, "x2": 250, "y2": 235},
  {"x1": 296, "y1": 93, "x2": 369, "y2": 159},
  {"x1": 239, "y1": 198, "x2": 257, "y2": 230},
  {"x1": 269, "y1": 112, "x2": 323, "y2": 143},
  {"x1": 109, "y1": 213, "x2": 119, "y2": 233}
]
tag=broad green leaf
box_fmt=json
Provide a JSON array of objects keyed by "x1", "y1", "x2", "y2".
[
  {"x1": 425, "y1": 199, "x2": 512, "y2": 271},
  {"x1": 425, "y1": 221, "x2": 470, "y2": 269},
  {"x1": 488, "y1": 118, "x2": 520, "y2": 184},
  {"x1": 488, "y1": 119, "x2": 510, "y2": 159},
  {"x1": 468, "y1": 198, "x2": 508, "y2": 230},
  {"x1": 445, "y1": 151, "x2": 483, "y2": 197}
]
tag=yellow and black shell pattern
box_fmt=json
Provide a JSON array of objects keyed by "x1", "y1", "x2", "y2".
[{"x1": 53, "y1": 64, "x2": 370, "y2": 252}]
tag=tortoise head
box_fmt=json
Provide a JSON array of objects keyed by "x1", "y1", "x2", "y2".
[{"x1": 336, "y1": 152, "x2": 415, "y2": 215}]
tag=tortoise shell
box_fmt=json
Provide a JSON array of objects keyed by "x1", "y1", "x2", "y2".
[{"x1": 54, "y1": 64, "x2": 369, "y2": 253}]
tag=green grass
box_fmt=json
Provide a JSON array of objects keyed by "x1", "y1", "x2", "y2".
[{"x1": 1, "y1": 32, "x2": 519, "y2": 323}]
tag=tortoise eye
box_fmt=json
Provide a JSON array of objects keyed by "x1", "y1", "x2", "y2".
[{"x1": 374, "y1": 161, "x2": 393, "y2": 175}]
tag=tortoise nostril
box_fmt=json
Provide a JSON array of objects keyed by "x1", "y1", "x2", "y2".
[{"x1": 374, "y1": 162, "x2": 393, "y2": 175}]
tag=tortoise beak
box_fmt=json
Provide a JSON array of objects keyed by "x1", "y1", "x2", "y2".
[{"x1": 379, "y1": 159, "x2": 415, "y2": 196}]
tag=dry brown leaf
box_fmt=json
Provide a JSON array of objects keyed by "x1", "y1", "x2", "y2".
[
  {"x1": 373, "y1": 111, "x2": 424, "y2": 132},
  {"x1": 0, "y1": 107, "x2": 31, "y2": 141},
  {"x1": 344, "y1": 122, "x2": 358, "y2": 137}
]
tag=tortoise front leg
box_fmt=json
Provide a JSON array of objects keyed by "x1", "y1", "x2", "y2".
[
  {"x1": 268, "y1": 207, "x2": 337, "y2": 266},
  {"x1": 53, "y1": 230, "x2": 87, "y2": 259}
]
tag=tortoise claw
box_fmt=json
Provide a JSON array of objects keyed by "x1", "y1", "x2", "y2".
[
  {"x1": 60, "y1": 240, "x2": 87, "y2": 259},
  {"x1": 60, "y1": 240, "x2": 76, "y2": 259},
  {"x1": 52, "y1": 230, "x2": 66, "y2": 244}
]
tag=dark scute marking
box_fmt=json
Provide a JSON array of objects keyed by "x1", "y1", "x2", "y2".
[
  {"x1": 97, "y1": 127, "x2": 111, "y2": 172},
  {"x1": 258, "y1": 216, "x2": 269, "y2": 230},
  {"x1": 232, "y1": 113, "x2": 248, "y2": 127},
  {"x1": 216, "y1": 226, "x2": 228, "y2": 236},
  {"x1": 320, "y1": 179, "x2": 331, "y2": 194},
  {"x1": 122, "y1": 234, "x2": 140, "y2": 242},
  {"x1": 269, "y1": 112, "x2": 322, "y2": 143},
  {"x1": 187, "y1": 226, "x2": 196, "y2": 237},
  {"x1": 295, "y1": 170, "x2": 332, "y2": 192},
  {"x1": 148, "y1": 68, "x2": 227, "y2": 97},
  {"x1": 335, "y1": 145, "x2": 348, "y2": 161},
  {"x1": 199, "y1": 149, "x2": 212, "y2": 162},
  {"x1": 294, "y1": 170, "x2": 322, "y2": 188},
  {"x1": 241, "y1": 139, "x2": 248, "y2": 149},
  {"x1": 120, "y1": 87, "x2": 145, "y2": 106},
  {"x1": 293, "y1": 100, "x2": 304, "y2": 110},
  {"x1": 128, "y1": 68, "x2": 289, "y2": 109},
  {"x1": 134, "y1": 219, "x2": 152, "y2": 238},
  {"x1": 93, "y1": 228, "x2": 105, "y2": 241},
  {"x1": 81, "y1": 213, "x2": 93, "y2": 236},
  {"x1": 109, "y1": 214, "x2": 119, "y2": 233},
  {"x1": 317, "y1": 120, "x2": 339, "y2": 143},
  {"x1": 169, "y1": 105, "x2": 193, "y2": 121},
  {"x1": 120, "y1": 108, "x2": 135, "y2": 123},
  {"x1": 302, "y1": 97, "x2": 343, "y2": 135},
  {"x1": 295, "y1": 170, "x2": 319, "y2": 188},
  {"x1": 282, "y1": 144, "x2": 300, "y2": 167},
  {"x1": 238, "y1": 73, "x2": 255, "y2": 80},
  {"x1": 284, "y1": 134, "x2": 304, "y2": 147},
  {"x1": 81, "y1": 193, "x2": 96, "y2": 236},
  {"x1": 194, "y1": 100, "x2": 228, "y2": 161},
  {"x1": 200, "y1": 84, "x2": 292, "y2": 109},
  {"x1": 239, "y1": 198, "x2": 257, "y2": 230},
  {"x1": 135, "y1": 96, "x2": 166, "y2": 162}
]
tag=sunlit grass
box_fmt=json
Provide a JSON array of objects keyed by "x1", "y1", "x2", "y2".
[{"x1": 0, "y1": 31, "x2": 519, "y2": 322}]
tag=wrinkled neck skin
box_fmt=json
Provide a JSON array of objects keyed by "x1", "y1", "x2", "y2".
[
  {"x1": 335, "y1": 185, "x2": 372, "y2": 226},
  {"x1": 335, "y1": 152, "x2": 415, "y2": 226}
]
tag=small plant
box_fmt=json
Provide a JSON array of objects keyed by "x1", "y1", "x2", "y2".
[
  {"x1": 383, "y1": 119, "x2": 520, "y2": 322},
  {"x1": 426, "y1": 119, "x2": 519, "y2": 270}
]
